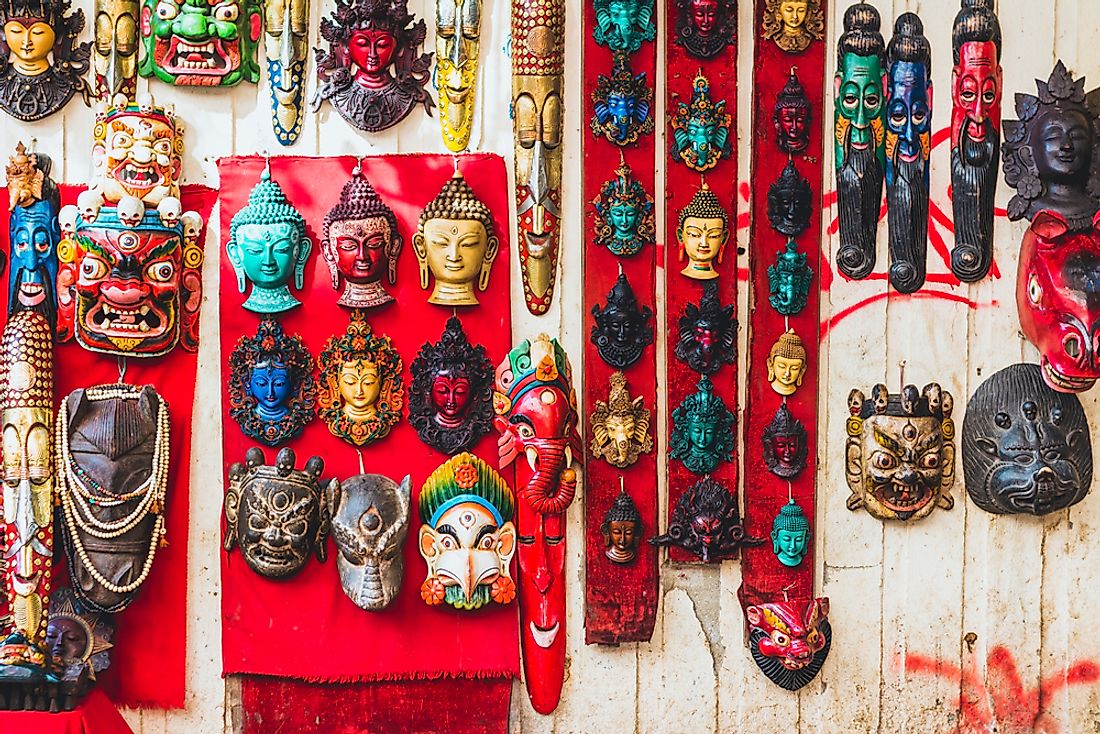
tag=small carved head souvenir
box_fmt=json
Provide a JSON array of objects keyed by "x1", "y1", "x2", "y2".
[
  {"x1": 762, "y1": 402, "x2": 807, "y2": 479},
  {"x1": 770, "y1": 499, "x2": 810, "y2": 567},
  {"x1": 767, "y1": 240, "x2": 813, "y2": 317},
  {"x1": 90, "y1": 95, "x2": 183, "y2": 207},
  {"x1": 138, "y1": 0, "x2": 261, "y2": 86},
  {"x1": 0, "y1": 0, "x2": 90, "y2": 121},
  {"x1": 590, "y1": 53, "x2": 655, "y2": 147},
  {"x1": 265, "y1": 0, "x2": 310, "y2": 144},
  {"x1": 318, "y1": 310, "x2": 404, "y2": 447},
  {"x1": 649, "y1": 476, "x2": 762, "y2": 562},
  {"x1": 674, "y1": 282, "x2": 735, "y2": 376},
  {"x1": 92, "y1": 0, "x2": 138, "y2": 101},
  {"x1": 322, "y1": 166, "x2": 402, "y2": 310},
  {"x1": 412, "y1": 170, "x2": 499, "y2": 306},
  {"x1": 884, "y1": 13, "x2": 933, "y2": 294},
  {"x1": 592, "y1": 159, "x2": 655, "y2": 257},
  {"x1": 7, "y1": 142, "x2": 60, "y2": 323},
  {"x1": 963, "y1": 363, "x2": 1092, "y2": 515},
  {"x1": 590, "y1": 271, "x2": 654, "y2": 369},
  {"x1": 601, "y1": 487, "x2": 641, "y2": 564},
  {"x1": 312, "y1": 0, "x2": 435, "y2": 132},
  {"x1": 326, "y1": 472, "x2": 411, "y2": 611},
  {"x1": 589, "y1": 371, "x2": 652, "y2": 469},
  {"x1": 672, "y1": 0, "x2": 734, "y2": 60},
  {"x1": 224, "y1": 447, "x2": 327, "y2": 578},
  {"x1": 670, "y1": 375, "x2": 734, "y2": 475},
  {"x1": 418, "y1": 452, "x2": 516, "y2": 609},
  {"x1": 592, "y1": 0, "x2": 654, "y2": 54},
  {"x1": 436, "y1": 0, "x2": 480, "y2": 151},
  {"x1": 408, "y1": 315, "x2": 493, "y2": 455},
  {"x1": 746, "y1": 599, "x2": 831, "y2": 691},
  {"x1": 670, "y1": 73, "x2": 732, "y2": 172},
  {"x1": 767, "y1": 329, "x2": 808, "y2": 396},
  {"x1": 228, "y1": 318, "x2": 316, "y2": 446},
  {"x1": 834, "y1": 2, "x2": 886, "y2": 281},
  {"x1": 845, "y1": 383, "x2": 956, "y2": 521},
  {"x1": 46, "y1": 588, "x2": 114, "y2": 679},
  {"x1": 676, "y1": 183, "x2": 729, "y2": 280},
  {"x1": 226, "y1": 163, "x2": 312, "y2": 314},
  {"x1": 761, "y1": 0, "x2": 823, "y2": 54},
  {"x1": 767, "y1": 160, "x2": 813, "y2": 238},
  {"x1": 774, "y1": 69, "x2": 812, "y2": 155}
]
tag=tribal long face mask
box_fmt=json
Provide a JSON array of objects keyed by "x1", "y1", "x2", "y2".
[
  {"x1": 7, "y1": 142, "x2": 60, "y2": 326},
  {"x1": 493, "y1": 334, "x2": 580, "y2": 715},
  {"x1": 845, "y1": 383, "x2": 956, "y2": 522},
  {"x1": 512, "y1": 0, "x2": 563, "y2": 314},
  {"x1": 746, "y1": 599, "x2": 831, "y2": 691},
  {"x1": 265, "y1": 0, "x2": 309, "y2": 144},
  {"x1": 138, "y1": 0, "x2": 262, "y2": 86},
  {"x1": 93, "y1": 0, "x2": 139, "y2": 101},
  {"x1": 0, "y1": 0, "x2": 91, "y2": 121},
  {"x1": 436, "y1": 0, "x2": 480, "y2": 151}
]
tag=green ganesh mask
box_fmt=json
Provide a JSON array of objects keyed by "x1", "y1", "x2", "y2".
[{"x1": 139, "y1": 0, "x2": 262, "y2": 86}]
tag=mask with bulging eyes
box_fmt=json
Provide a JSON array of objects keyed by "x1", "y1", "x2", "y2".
[{"x1": 326, "y1": 473, "x2": 411, "y2": 610}]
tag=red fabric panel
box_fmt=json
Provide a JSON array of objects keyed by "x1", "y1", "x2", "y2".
[
  {"x1": 0, "y1": 690, "x2": 135, "y2": 734},
  {"x1": 580, "y1": 4, "x2": 659, "y2": 643},
  {"x1": 239, "y1": 676, "x2": 511, "y2": 734},
  {"x1": 218, "y1": 155, "x2": 519, "y2": 682},
  {"x1": 739, "y1": 5, "x2": 827, "y2": 608}
]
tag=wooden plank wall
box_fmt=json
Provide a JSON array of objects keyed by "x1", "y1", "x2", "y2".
[{"x1": 3, "y1": 0, "x2": 1100, "y2": 731}]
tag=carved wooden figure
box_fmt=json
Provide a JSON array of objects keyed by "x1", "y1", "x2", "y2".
[
  {"x1": 92, "y1": 0, "x2": 138, "y2": 101},
  {"x1": 590, "y1": 53, "x2": 655, "y2": 147},
  {"x1": 265, "y1": 0, "x2": 310, "y2": 144},
  {"x1": 0, "y1": 0, "x2": 90, "y2": 120},
  {"x1": 590, "y1": 271, "x2": 654, "y2": 369},
  {"x1": 670, "y1": 375, "x2": 734, "y2": 474},
  {"x1": 650, "y1": 476, "x2": 763, "y2": 562},
  {"x1": 761, "y1": 0, "x2": 823, "y2": 54},
  {"x1": 7, "y1": 143, "x2": 60, "y2": 326},
  {"x1": 746, "y1": 598, "x2": 831, "y2": 691},
  {"x1": 138, "y1": 0, "x2": 261, "y2": 86},
  {"x1": 601, "y1": 487, "x2": 642, "y2": 564},
  {"x1": 674, "y1": 282, "x2": 736, "y2": 375},
  {"x1": 589, "y1": 371, "x2": 653, "y2": 469},
  {"x1": 672, "y1": 0, "x2": 733, "y2": 59},
  {"x1": 435, "y1": 0, "x2": 481, "y2": 150},
  {"x1": 591, "y1": 159, "x2": 655, "y2": 257}
]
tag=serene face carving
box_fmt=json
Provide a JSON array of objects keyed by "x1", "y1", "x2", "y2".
[
  {"x1": 680, "y1": 216, "x2": 726, "y2": 275},
  {"x1": 4, "y1": 20, "x2": 54, "y2": 73},
  {"x1": 690, "y1": 0, "x2": 715, "y2": 33},
  {"x1": 45, "y1": 617, "x2": 88, "y2": 664},
  {"x1": 249, "y1": 361, "x2": 292, "y2": 420},
  {"x1": 778, "y1": 0, "x2": 807, "y2": 33},
  {"x1": 436, "y1": 0, "x2": 480, "y2": 150},
  {"x1": 769, "y1": 356, "x2": 804, "y2": 395},
  {"x1": 418, "y1": 218, "x2": 489, "y2": 300},
  {"x1": 1033, "y1": 110, "x2": 1093, "y2": 185},
  {"x1": 140, "y1": 0, "x2": 262, "y2": 86},
  {"x1": 349, "y1": 28, "x2": 396, "y2": 80},
  {"x1": 235, "y1": 222, "x2": 301, "y2": 289},
  {"x1": 2, "y1": 408, "x2": 53, "y2": 516},
  {"x1": 430, "y1": 370, "x2": 471, "y2": 425},
  {"x1": 10, "y1": 199, "x2": 59, "y2": 314},
  {"x1": 94, "y1": 0, "x2": 139, "y2": 99},
  {"x1": 670, "y1": 75, "x2": 730, "y2": 172},
  {"x1": 339, "y1": 359, "x2": 381, "y2": 421},
  {"x1": 776, "y1": 105, "x2": 808, "y2": 151},
  {"x1": 330, "y1": 217, "x2": 390, "y2": 284}
]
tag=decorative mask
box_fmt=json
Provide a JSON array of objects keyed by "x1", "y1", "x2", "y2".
[
  {"x1": 674, "y1": 282, "x2": 735, "y2": 375},
  {"x1": 226, "y1": 163, "x2": 312, "y2": 314},
  {"x1": 761, "y1": 0, "x2": 823, "y2": 54},
  {"x1": 672, "y1": 0, "x2": 734, "y2": 60},
  {"x1": 592, "y1": 0, "x2": 654, "y2": 54},
  {"x1": 770, "y1": 500, "x2": 810, "y2": 567},
  {"x1": 650, "y1": 476, "x2": 762, "y2": 562},
  {"x1": 227, "y1": 318, "x2": 316, "y2": 446},
  {"x1": 0, "y1": 310, "x2": 53, "y2": 670},
  {"x1": 92, "y1": 0, "x2": 138, "y2": 101},
  {"x1": 590, "y1": 53, "x2": 654, "y2": 147},
  {"x1": 767, "y1": 240, "x2": 813, "y2": 317},
  {"x1": 0, "y1": 0, "x2": 90, "y2": 121},
  {"x1": 326, "y1": 473, "x2": 411, "y2": 611},
  {"x1": 676, "y1": 183, "x2": 729, "y2": 280},
  {"x1": 511, "y1": 0, "x2": 563, "y2": 316},
  {"x1": 884, "y1": 13, "x2": 932, "y2": 294},
  {"x1": 7, "y1": 143, "x2": 60, "y2": 325},
  {"x1": 834, "y1": 2, "x2": 886, "y2": 281},
  {"x1": 949, "y1": 0, "x2": 1001, "y2": 282},
  {"x1": 321, "y1": 166, "x2": 402, "y2": 310},
  {"x1": 89, "y1": 95, "x2": 183, "y2": 207},
  {"x1": 57, "y1": 384, "x2": 170, "y2": 613},
  {"x1": 774, "y1": 68, "x2": 812, "y2": 155},
  {"x1": 590, "y1": 271, "x2": 654, "y2": 370},
  {"x1": 265, "y1": 0, "x2": 309, "y2": 145},
  {"x1": 1003, "y1": 63, "x2": 1100, "y2": 391},
  {"x1": 670, "y1": 73, "x2": 731, "y2": 172},
  {"x1": 412, "y1": 170, "x2": 499, "y2": 306},
  {"x1": 746, "y1": 599, "x2": 831, "y2": 691},
  {"x1": 317, "y1": 310, "x2": 404, "y2": 447},
  {"x1": 312, "y1": 0, "x2": 434, "y2": 132},
  {"x1": 601, "y1": 486, "x2": 641, "y2": 564},
  {"x1": 845, "y1": 383, "x2": 956, "y2": 522},
  {"x1": 138, "y1": 0, "x2": 261, "y2": 86},
  {"x1": 417, "y1": 452, "x2": 516, "y2": 610},
  {"x1": 589, "y1": 371, "x2": 652, "y2": 469},
  {"x1": 670, "y1": 374, "x2": 734, "y2": 474},
  {"x1": 45, "y1": 588, "x2": 114, "y2": 679},
  {"x1": 591, "y1": 159, "x2": 655, "y2": 257},
  {"x1": 767, "y1": 329, "x2": 807, "y2": 396},
  {"x1": 492, "y1": 335, "x2": 580, "y2": 715},
  {"x1": 408, "y1": 315, "x2": 493, "y2": 455},
  {"x1": 762, "y1": 402, "x2": 807, "y2": 480},
  {"x1": 435, "y1": 0, "x2": 479, "y2": 151},
  {"x1": 963, "y1": 363, "x2": 1092, "y2": 516},
  {"x1": 767, "y1": 160, "x2": 812, "y2": 238},
  {"x1": 224, "y1": 447, "x2": 327, "y2": 578}
]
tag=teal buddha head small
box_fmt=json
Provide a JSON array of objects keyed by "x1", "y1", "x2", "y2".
[
  {"x1": 771, "y1": 499, "x2": 810, "y2": 567},
  {"x1": 227, "y1": 164, "x2": 312, "y2": 314}
]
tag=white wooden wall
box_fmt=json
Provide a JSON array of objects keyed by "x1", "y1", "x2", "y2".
[{"x1": 3, "y1": 0, "x2": 1100, "y2": 731}]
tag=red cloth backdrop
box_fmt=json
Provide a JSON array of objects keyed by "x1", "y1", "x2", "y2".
[
  {"x1": 0, "y1": 183, "x2": 213, "y2": 710},
  {"x1": 218, "y1": 154, "x2": 519, "y2": 684},
  {"x1": 739, "y1": 4, "x2": 828, "y2": 609},
  {"x1": 0, "y1": 690, "x2": 135, "y2": 734}
]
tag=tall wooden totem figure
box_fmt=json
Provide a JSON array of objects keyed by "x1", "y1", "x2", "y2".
[
  {"x1": 493, "y1": 335, "x2": 580, "y2": 713},
  {"x1": 92, "y1": 0, "x2": 139, "y2": 101}
]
